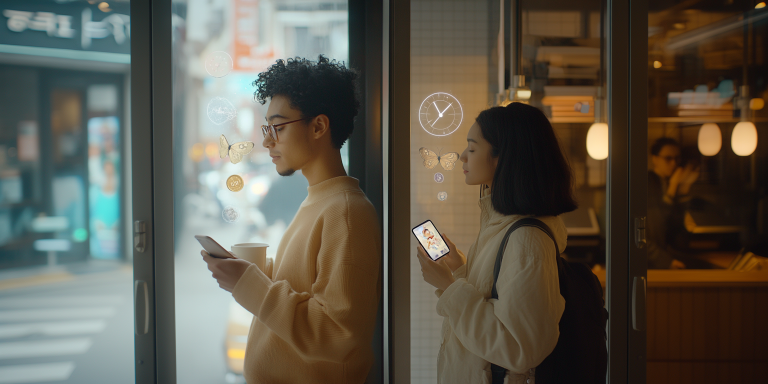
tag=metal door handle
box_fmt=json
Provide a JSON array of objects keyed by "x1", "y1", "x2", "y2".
[
  {"x1": 135, "y1": 280, "x2": 149, "y2": 335},
  {"x1": 632, "y1": 276, "x2": 646, "y2": 331},
  {"x1": 634, "y1": 217, "x2": 646, "y2": 249},
  {"x1": 134, "y1": 221, "x2": 147, "y2": 253}
]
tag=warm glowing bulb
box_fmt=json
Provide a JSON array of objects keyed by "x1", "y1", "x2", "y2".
[
  {"x1": 586, "y1": 123, "x2": 609, "y2": 160},
  {"x1": 697, "y1": 123, "x2": 721, "y2": 156},
  {"x1": 653, "y1": 61, "x2": 662, "y2": 68},
  {"x1": 731, "y1": 121, "x2": 758, "y2": 156},
  {"x1": 756, "y1": 2, "x2": 766, "y2": 9},
  {"x1": 516, "y1": 89, "x2": 532, "y2": 100}
]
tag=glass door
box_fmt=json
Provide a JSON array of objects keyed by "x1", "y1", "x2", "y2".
[
  {"x1": 170, "y1": 1, "x2": 348, "y2": 382},
  {"x1": 388, "y1": 0, "x2": 631, "y2": 382},
  {"x1": 643, "y1": 1, "x2": 768, "y2": 383},
  {"x1": 0, "y1": 1, "x2": 135, "y2": 383}
]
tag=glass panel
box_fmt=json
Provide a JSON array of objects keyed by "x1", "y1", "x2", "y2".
[
  {"x1": 0, "y1": 0, "x2": 134, "y2": 383},
  {"x1": 170, "y1": 1, "x2": 349, "y2": 383},
  {"x1": 409, "y1": 0, "x2": 608, "y2": 382},
  {"x1": 645, "y1": 1, "x2": 768, "y2": 382}
]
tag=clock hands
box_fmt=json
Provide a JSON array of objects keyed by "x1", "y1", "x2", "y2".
[{"x1": 430, "y1": 102, "x2": 453, "y2": 127}]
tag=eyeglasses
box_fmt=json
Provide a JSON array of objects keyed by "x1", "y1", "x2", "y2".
[
  {"x1": 659, "y1": 155, "x2": 681, "y2": 163},
  {"x1": 261, "y1": 118, "x2": 304, "y2": 143}
]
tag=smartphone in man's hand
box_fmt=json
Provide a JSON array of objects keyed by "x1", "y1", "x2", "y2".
[{"x1": 195, "y1": 235, "x2": 237, "y2": 259}]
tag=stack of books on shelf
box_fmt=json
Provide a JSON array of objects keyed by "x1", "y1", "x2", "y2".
[
  {"x1": 542, "y1": 86, "x2": 595, "y2": 118},
  {"x1": 727, "y1": 251, "x2": 768, "y2": 272}
]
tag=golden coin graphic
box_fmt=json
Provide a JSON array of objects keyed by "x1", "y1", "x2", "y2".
[{"x1": 226, "y1": 175, "x2": 244, "y2": 192}]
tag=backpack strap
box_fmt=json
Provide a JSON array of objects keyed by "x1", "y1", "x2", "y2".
[
  {"x1": 491, "y1": 218, "x2": 559, "y2": 300},
  {"x1": 490, "y1": 217, "x2": 559, "y2": 384}
]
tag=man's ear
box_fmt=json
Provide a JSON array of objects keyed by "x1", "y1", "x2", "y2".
[{"x1": 310, "y1": 114, "x2": 331, "y2": 141}]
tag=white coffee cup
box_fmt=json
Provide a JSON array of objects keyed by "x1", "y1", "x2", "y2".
[{"x1": 231, "y1": 243, "x2": 268, "y2": 272}]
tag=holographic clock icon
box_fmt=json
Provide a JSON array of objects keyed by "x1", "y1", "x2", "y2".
[{"x1": 418, "y1": 92, "x2": 464, "y2": 136}]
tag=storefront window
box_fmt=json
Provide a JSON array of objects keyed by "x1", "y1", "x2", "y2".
[
  {"x1": 0, "y1": 0, "x2": 133, "y2": 383},
  {"x1": 645, "y1": 1, "x2": 768, "y2": 381},
  {"x1": 170, "y1": 1, "x2": 349, "y2": 382},
  {"x1": 409, "y1": 0, "x2": 608, "y2": 382}
]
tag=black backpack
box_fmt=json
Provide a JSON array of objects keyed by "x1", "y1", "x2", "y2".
[{"x1": 490, "y1": 218, "x2": 608, "y2": 384}]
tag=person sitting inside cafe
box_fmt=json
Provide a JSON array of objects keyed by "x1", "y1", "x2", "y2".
[{"x1": 647, "y1": 137, "x2": 699, "y2": 269}]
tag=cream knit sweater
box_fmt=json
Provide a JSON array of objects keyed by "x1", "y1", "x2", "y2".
[{"x1": 232, "y1": 176, "x2": 381, "y2": 384}]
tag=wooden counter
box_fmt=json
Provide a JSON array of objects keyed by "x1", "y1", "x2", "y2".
[{"x1": 592, "y1": 268, "x2": 768, "y2": 383}]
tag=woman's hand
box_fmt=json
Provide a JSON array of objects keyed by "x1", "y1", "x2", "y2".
[
  {"x1": 667, "y1": 167, "x2": 683, "y2": 197},
  {"x1": 416, "y1": 246, "x2": 456, "y2": 291},
  {"x1": 441, "y1": 234, "x2": 466, "y2": 272},
  {"x1": 677, "y1": 164, "x2": 700, "y2": 195}
]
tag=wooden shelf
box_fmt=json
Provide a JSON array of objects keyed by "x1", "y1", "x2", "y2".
[
  {"x1": 549, "y1": 117, "x2": 594, "y2": 124},
  {"x1": 648, "y1": 117, "x2": 768, "y2": 123}
]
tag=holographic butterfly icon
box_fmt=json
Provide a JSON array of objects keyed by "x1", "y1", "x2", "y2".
[
  {"x1": 219, "y1": 135, "x2": 254, "y2": 164},
  {"x1": 419, "y1": 147, "x2": 460, "y2": 171}
]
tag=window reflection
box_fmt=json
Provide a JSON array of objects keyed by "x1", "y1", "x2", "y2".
[
  {"x1": 171, "y1": 1, "x2": 349, "y2": 382},
  {"x1": 647, "y1": 2, "x2": 768, "y2": 270}
]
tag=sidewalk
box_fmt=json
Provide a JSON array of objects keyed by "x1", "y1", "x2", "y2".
[{"x1": 0, "y1": 260, "x2": 131, "y2": 292}]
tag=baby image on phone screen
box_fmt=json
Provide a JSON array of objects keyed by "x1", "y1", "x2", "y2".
[{"x1": 417, "y1": 226, "x2": 449, "y2": 259}]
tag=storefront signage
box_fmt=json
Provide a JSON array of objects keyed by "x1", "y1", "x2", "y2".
[{"x1": 0, "y1": 1, "x2": 129, "y2": 54}]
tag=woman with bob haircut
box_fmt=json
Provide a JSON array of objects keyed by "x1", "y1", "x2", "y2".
[{"x1": 416, "y1": 102, "x2": 577, "y2": 384}]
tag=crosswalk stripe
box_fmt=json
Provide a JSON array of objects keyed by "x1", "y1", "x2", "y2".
[
  {"x1": 0, "y1": 320, "x2": 107, "y2": 339},
  {"x1": 0, "y1": 295, "x2": 123, "y2": 309},
  {"x1": 0, "y1": 307, "x2": 115, "y2": 322},
  {"x1": 0, "y1": 338, "x2": 91, "y2": 359},
  {"x1": 0, "y1": 362, "x2": 75, "y2": 383}
]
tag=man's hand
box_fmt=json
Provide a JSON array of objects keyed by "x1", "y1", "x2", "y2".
[{"x1": 201, "y1": 250, "x2": 252, "y2": 292}]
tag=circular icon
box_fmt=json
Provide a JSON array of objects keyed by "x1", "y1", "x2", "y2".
[
  {"x1": 222, "y1": 206, "x2": 239, "y2": 223},
  {"x1": 434, "y1": 172, "x2": 444, "y2": 183},
  {"x1": 226, "y1": 175, "x2": 244, "y2": 192},
  {"x1": 437, "y1": 191, "x2": 448, "y2": 201},
  {"x1": 205, "y1": 51, "x2": 233, "y2": 78},
  {"x1": 418, "y1": 92, "x2": 464, "y2": 136},
  {"x1": 207, "y1": 97, "x2": 237, "y2": 125}
]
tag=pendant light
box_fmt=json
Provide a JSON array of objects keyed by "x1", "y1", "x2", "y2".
[
  {"x1": 697, "y1": 123, "x2": 722, "y2": 156},
  {"x1": 732, "y1": 121, "x2": 758, "y2": 156},
  {"x1": 732, "y1": 86, "x2": 758, "y2": 156},
  {"x1": 587, "y1": 3, "x2": 608, "y2": 160},
  {"x1": 587, "y1": 122, "x2": 609, "y2": 160}
]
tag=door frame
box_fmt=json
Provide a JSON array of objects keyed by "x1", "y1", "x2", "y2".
[
  {"x1": 131, "y1": 0, "x2": 175, "y2": 382},
  {"x1": 606, "y1": 0, "x2": 647, "y2": 382}
]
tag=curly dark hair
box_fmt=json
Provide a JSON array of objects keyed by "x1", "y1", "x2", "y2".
[{"x1": 253, "y1": 55, "x2": 360, "y2": 149}]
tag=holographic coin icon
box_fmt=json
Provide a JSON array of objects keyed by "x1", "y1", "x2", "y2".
[
  {"x1": 205, "y1": 51, "x2": 233, "y2": 78},
  {"x1": 434, "y1": 172, "x2": 444, "y2": 183},
  {"x1": 207, "y1": 97, "x2": 237, "y2": 125},
  {"x1": 222, "y1": 206, "x2": 239, "y2": 223},
  {"x1": 437, "y1": 191, "x2": 448, "y2": 201},
  {"x1": 226, "y1": 174, "x2": 244, "y2": 192}
]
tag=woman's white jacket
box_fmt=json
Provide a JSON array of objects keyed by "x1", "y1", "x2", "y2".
[{"x1": 435, "y1": 193, "x2": 566, "y2": 384}]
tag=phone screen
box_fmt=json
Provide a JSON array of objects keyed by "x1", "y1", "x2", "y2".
[
  {"x1": 412, "y1": 220, "x2": 450, "y2": 261},
  {"x1": 194, "y1": 235, "x2": 235, "y2": 259}
]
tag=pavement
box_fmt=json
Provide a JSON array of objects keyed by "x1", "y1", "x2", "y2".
[
  {"x1": 0, "y1": 261, "x2": 134, "y2": 384},
  {"x1": 0, "y1": 221, "x2": 265, "y2": 384}
]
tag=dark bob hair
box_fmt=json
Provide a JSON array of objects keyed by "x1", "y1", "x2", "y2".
[
  {"x1": 650, "y1": 137, "x2": 679, "y2": 156},
  {"x1": 253, "y1": 55, "x2": 360, "y2": 149},
  {"x1": 476, "y1": 102, "x2": 577, "y2": 216}
]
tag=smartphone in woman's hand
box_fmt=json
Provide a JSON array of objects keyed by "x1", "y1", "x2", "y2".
[{"x1": 412, "y1": 220, "x2": 450, "y2": 261}]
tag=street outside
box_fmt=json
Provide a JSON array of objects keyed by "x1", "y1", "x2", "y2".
[{"x1": 0, "y1": 221, "x2": 257, "y2": 384}]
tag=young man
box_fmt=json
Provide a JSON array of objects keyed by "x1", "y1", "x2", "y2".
[{"x1": 201, "y1": 56, "x2": 381, "y2": 383}]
